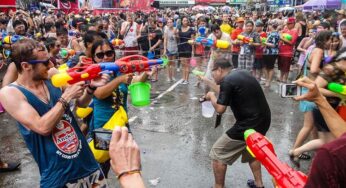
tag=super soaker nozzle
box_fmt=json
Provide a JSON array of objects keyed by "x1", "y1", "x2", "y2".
[
  {"x1": 328, "y1": 83, "x2": 346, "y2": 95},
  {"x1": 244, "y1": 129, "x2": 307, "y2": 188},
  {"x1": 282, "y1": 33, "x2": 292, "y2": 41}
]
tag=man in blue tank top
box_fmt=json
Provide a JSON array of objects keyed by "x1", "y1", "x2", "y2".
[{"x1": 0, "y1": 38, "x2": 108, "y2": 188}]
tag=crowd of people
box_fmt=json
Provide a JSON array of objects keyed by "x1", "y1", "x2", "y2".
[{"x1": 0, "y1": 6, "x2": 346, "y2": 188}]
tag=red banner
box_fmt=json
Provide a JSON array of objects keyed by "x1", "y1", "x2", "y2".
[
  {"x1": 0, "y1": 0, "x2": 16, "y2": 13},
  {"x1": 119, "y1": 0, "x2": 153, "y2": 10},
  {"x1": 58, "y1": 0, "x2": 79, "y2": 13}
]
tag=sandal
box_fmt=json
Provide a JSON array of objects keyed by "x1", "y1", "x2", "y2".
[
  {"x1": 0, "y1": 162, "x2": 21, "y2": 173},
  {"x1": 298, "y1": 153, "x2": 311, "y2": 160},
  {"x1": 199, "y1": 96, "x2": 206, "y2": 103},
  {"x1": 247, "y1": 179, "x2": 264, "y2": 188}
]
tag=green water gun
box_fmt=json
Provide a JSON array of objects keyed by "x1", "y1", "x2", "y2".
[{"x1": 328, "y1": 82, "x2": 346, "y2": 95}]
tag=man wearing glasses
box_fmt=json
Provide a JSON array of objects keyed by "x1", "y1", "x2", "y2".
[
  {"x1": 200, "y1": 58, "x2": 271, "y2": 188},
  {"x1": 0, "y1": 39, "x2": 108, "y2": 187}
]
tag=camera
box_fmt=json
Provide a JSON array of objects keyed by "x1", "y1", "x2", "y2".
[{"x1": 280, "y1": 84, "x2": 302, "y2": 98}]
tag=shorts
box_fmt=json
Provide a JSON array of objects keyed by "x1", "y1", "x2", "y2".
[
  {"x1": 64, "y1": 170, "x2": 106, "y2": 188},
  {"x1": 209, "y1": 133, "x2": 254, "y2": 165},
  {"x1": 124, "y1": 46, "x2": 139, "y2": 56},
  {"x1": 179, "y1": 52, "x2": 192, "y2": 58},
  {"x1": 263, "y1": 55, "x2": 277, "y2": 69},
  {"x1": 313, "y1": 100, "x2": 340, "y2": 132},
  {"x1": 166, "y1": 50, "x2": 177, "y2": 57},
  {"x1": 238, "y1": 54, "x2": 254, "y2": 71},
  {"x1": 232, "y1": 53, "x2": 239, "y2": 68},
  {"x1": 278, "y1": 56, "x2": 292, "y2": 73},
  {"x1": 253, "y1": 58, "x2": 262, "y2": 69}
]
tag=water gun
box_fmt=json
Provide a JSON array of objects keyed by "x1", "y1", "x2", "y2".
[
  {"x1": 59, "y1": 48, "x2": 76, "y2": 59},
  {"x1": 192, "y1": 69, "x2": 205, "y2": 76},
  {"x1": 328, "y1": 83, "x2": 346, "y2": 95},
  {"x1": 51, "y1": 55, "x2": 168, "y2": 87},
  {"x1": 244, "y1": 129, "x2": 307, "y2": 188},
  {"x1": 282, "y1": 33, "x2": 292, "y2": 41},
  {"x1": 110, "y1": 38, "x2": 124, "y2": 47},
  {"x1": 68, "y1": 30, "x2": 80, "y2": 38},
  {"x1": 237, "y1": 35, "x2": 253, "y2": 43},
  {"x1": 188, "y1": 38, "x2": 230, "y2": 49},
  {"x1": 260, "y1": 37, "x2": 267, "y2": 44},
  {"x1": 2, "y1": 35, "x2": 24, "y2": 44}
]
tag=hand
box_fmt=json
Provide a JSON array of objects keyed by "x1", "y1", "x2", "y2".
[
  {"x1": 110, "y1": 127, "x2": 141, "y2": 176},
  {"x1": 293, "y1": 77, "x2": 323, "y2": 102},
  {"x1": 205, "y1": 91, "x2": 215, "y2": 101},
  {"x1": 90, "y1": 74, "x2": 110, "y2": 88},
  {"x1": 62, "y1": 82, "x2": 86, "y2": 102},
  {"x1": 119, "y1": 73, "x2": 133, "y2": 84},
  {"x1": 197, "y1": 75, "x2": 205, "y2": 81},
  {"x1": 149, "y1": 47, "x2": 155, "y2": 52},
  {"x1": 238, "y1": 40, "x2": 244, "y2": 45}
]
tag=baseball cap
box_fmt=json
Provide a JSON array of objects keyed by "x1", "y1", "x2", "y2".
[
  {"x1": 255, "y1": 20, "x2": 264, "y2": 27},
  {"x1": 287, "y1": 17, "x2": 295, "y2": 24}
]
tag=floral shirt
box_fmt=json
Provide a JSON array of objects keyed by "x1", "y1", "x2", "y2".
[{"x1": 264, "y1": 31, "x2": 280, "y2": 55}]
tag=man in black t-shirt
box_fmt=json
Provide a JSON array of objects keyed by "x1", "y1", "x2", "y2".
[{"x1": 201, "y1": 58, "x2": 271, "y2": 188}]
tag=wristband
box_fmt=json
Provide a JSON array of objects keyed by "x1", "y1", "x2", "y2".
[
  {"x1": 58, "y1": 97, "x2": 69, "y2": 110},
  {"x1": 116, "y1": 169, "x2": 141, "y2": 180},
  {"x1": 88, "y1": 85, "x2": 97, "y2": 91}
]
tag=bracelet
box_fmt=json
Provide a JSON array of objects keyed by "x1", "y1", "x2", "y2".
[
  {"x1": 88, "y1": 85, "x2": 97, "y2": 91},
  {"x1": 58, "y1": 97, "x2": 69, "y2": 110},
  {"x1": 116, "y1": 169, "x2": 141, "y2": 180}
]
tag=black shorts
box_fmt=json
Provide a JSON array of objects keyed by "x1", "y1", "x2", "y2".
[
  {"x1": 263, "y1": 55, "x2": 278, "y2": 69},
  {"x1": 314, "y1": 99, "x2": 340, "y2": 132},
  {"x1": 179, "y1": 52, "x2": 192, "y2": 58},
  {"x1": 253, "y1": 58, "x2": 263, "y2": 69}
]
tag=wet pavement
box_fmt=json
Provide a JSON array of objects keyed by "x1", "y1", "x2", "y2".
[{"x1": 0, "y1": 67, "x2": 313, "y2": 188}]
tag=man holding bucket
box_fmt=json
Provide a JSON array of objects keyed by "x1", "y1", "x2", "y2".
[{"x1": 200, "y1": 58, "x2": 271, "y2": 188}]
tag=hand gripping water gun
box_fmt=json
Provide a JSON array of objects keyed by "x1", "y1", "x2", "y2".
[
  {"x1": 282, "y1": 33, "x2": 292, "y2": 41},
  {"x1": 51, "y1": 55, "x2": 169, "y2": 87},
  {"x1": 244, "y1": 129, "x2": 307, "y2": 188},
  {"x1": 237, "y1": 35, "x2": 253, "y2": 43},
  {"x1": 328, "y1": 82, "x2": 346, "y2": 95},
  {"x1": 110, "y1": 38, "x2": 124, "y2": 47},
  {"x1": 59, "y1": 48, "x2": 76, "y2": 59},
  {"x1": 89, "y1": 106, "x2": 128, "y2": 163}
]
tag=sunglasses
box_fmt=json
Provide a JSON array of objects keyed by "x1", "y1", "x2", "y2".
[
  {"x1": 28, "y1": 59, "x2": 50, "y2": 66},
  {"x1": 95, "y1": 50, "x2": 115, "y2": 59}
]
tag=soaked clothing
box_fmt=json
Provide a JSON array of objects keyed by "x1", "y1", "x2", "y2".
[
  {"x1": 217, "y1": 70, "x2": 271, "y2": 140},
  {"x1": 10, "y1": 80, "x2": 99, "y2": 188}
]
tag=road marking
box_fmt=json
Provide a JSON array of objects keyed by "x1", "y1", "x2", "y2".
[{"x1": 154, "y1": 79, "x2": 183, "y2": 100}]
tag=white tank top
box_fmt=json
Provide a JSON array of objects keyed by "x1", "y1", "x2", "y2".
[{"x1": 124, "y1": 22, "x2": 138, "y2": 48}]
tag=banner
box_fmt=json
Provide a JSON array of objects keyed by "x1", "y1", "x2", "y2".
[
  {"x1": 57, "y1": 0, "x2": 79, "y2": 13},
  {"x1": 0, "y1": 0, "x2": 16, "y2": 12}
]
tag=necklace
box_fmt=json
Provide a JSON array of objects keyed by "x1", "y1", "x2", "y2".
[{"x1": 17, "y1": 81, "x2": 50, "y2": 104}]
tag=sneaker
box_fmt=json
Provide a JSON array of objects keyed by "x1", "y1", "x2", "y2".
[
  {"x1": 167, "y1": 78, "x2": 172, "y2": 82},
  {"x1": 172, "y1": 77, "x2": 176, "y2": 81},
  {"x1": 181, "y1": 80, "x2": 189, "y2": 85},
  {"x1": 177, "y1": 68, "x2": 180, "y2": 72}
]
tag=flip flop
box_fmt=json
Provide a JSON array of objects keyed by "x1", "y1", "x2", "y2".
[
  {"x1": 199, "y1": 96, "x2": 206, "y2": 103},
  {"x1": 298, "y1": 153, "x2": 311, "y2": 160},
  {"x1": 247, "y1": 179, "x2": 264, "y2": 188},
  {"x1": 0, "y1": 162, "x2": 21, "y2": 173}
]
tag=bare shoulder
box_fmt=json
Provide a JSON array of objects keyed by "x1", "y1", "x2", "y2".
[{"x1": 0, "y1": 85, "x2": 25, "y2": 101}]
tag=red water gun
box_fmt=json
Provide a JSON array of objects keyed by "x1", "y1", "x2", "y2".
[
  {"x1": 237, "y1": 35, "x2": 253, "y2": 43},
  {"x1": 51, "y1": 55, "x2": 168, "y2": 87},
  {"x1": 244, "y1": 129, "x2": 307, "y2": 188}
]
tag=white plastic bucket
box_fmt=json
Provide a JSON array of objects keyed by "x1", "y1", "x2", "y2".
[{"x1": 202, "y1": 101, "x2": 215, "y2": 118}]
